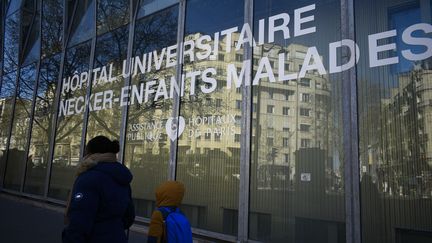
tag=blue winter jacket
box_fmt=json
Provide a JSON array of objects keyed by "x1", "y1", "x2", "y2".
[{"x1": 62, "y1": 162, "x2": 134, "y2": 243}]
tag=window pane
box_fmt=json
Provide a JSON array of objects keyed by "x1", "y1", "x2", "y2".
[
  {"x1": 250, "y1": 0, "x2": 345, "y2": 242},
  {"x1": 124, "y1": 5, "x2": 178, "y2": 218},
  {"x1": 49, "y1": 41, "x2": 91, "y2": 200},
  {"x1": 4, "y1": 64, "x2": 37, "y2": 191},
  {"x1": 68, "y1": 0, "x2": 95, "y2": 48},
  {"x1": 176, "y1": 0, "x2": 244, "y2": 235},
  {"x1": 137, "y1": 0, "x2": 178, "y2": 19},
  {"x1": 24, "y1": 54, "x2": 61, "y2": 195},
  {"x1": 0, "y1": 72, "x2": 17, "y2": 179},
  {"x1": 6, "y1": 0, "x2": 22, "y2": 16},
  {"x1": 85, "y1": 25, "x2": 129, "y2": 142},
  {"x1": 41, "y1": 0, "x2": 64, "y2": 57},
  {"x1": 356, "y1": 1, "x2": 432, "y2": 242},
  {"x1": 96, "y1": 0, "x2": 129, "y2": 34},
  {"x1": 22, "y1": 7, "x2": 41, "y2": 66},
  {"x1": 3, "y1": 11, "x2": 20, "y2": 73}
]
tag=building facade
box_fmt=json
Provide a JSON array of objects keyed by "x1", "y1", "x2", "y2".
[{"x1": 0, "y1": 0, "x2": 431, "y2": 242}]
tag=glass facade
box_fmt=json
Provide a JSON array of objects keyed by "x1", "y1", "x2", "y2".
[
  {"x1": 0, "y1": 0, "x2": 431, "y2": 242},
  {"x1": 356, "y1": 1, "x2": 432, "y2": 243}
]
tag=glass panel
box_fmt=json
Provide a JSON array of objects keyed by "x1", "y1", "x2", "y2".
[
  {"x1": 68, "y1": 0, "x2": 95, "y2": 48},
  {"x1": 3, "y1": 11, "x2": 20, "y2": 73},
  {"x1": 250, "y1": 1, "x2": 345, "y2": 242},
  {"x1": 6, "y1": 0, "x2": 22, "y2": 16},
  {"x1": 22, "y1": 4, "x2": 41, "y2": 66},
  {"x1": 356, "y1": 1, "x2": 432, "y2": 243},
  {"x1": 0, "y1": 72, "x2": 17, "y2": 179},
  {"x1": 137, "y1": 0, "x2": 178, "y2": 19},
  {"x1": 4, "y1": 63, "x2": 37, "y2": 191},
  {"x1": 123, "y1": 4, "x2": 178, "y2": 218},
  {"x1": 175, "y1": 0, "x2": 244, "y2": 235},
  {"x1": 24, "y1": 54, "x2": 61, "y2": 195},
  {"x1": 49, "y1": 41, "x2": 91, "y2": 200},
  {"x1": 41, "y1": 0, "x2": 63, "y2": 58},
  {"x1": 96, "y1": 0, "x2": 129, "y2": 34},
  {"x1": 85, "y1": 25, "x2": 129, "y2": 142}
]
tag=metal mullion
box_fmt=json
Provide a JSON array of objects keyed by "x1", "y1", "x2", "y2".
[
  {"x1": 119, "y1": 0, "x2": 139, "y2": 163},
  {"x1": 20, "y1": 0, "x2": 44, "y2": 194},
  {"x1": 238, "y1": 0, "x2": 253, "y2": 242},
  {"x1": 79, "y1": 0, "x2": 98, "y2": 159},
  {"x1": 43, "y1": 0, "x2": 77, "y2": 198},
  {"x1": 168, "y1": 0, "x2": 186, "y2": 181},
  {"x1": 341, "y1": 0, "x2": 361, "y2": 243}
]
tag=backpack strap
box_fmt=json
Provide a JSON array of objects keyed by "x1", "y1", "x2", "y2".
[
  {"x1": 157, "y1": 206, "x2": 178, "y2": 220},
  {"x1": 157, "y1": 206, "x2": 177, "y2": 243}
]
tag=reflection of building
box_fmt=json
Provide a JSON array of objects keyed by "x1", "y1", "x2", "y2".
[
  {"x1": 252, "y1": 43, "x2": 333, "y2": 184},
  {"x1": 0, "y1": 98, "x2": 13, "y2": 150},
  {"x1": 369, "y1": 69, "x2": 432, "y2": 198},
  {"x1": 174, "y1": 34, "x2": 334, "y2": 188}
]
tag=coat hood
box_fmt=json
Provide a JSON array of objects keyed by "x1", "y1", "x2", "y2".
[
  {"x1": 77, "y1": 153, "x2": 132, "y2": 186},
  {"x1": 155, "y1": 181, "x2": 185, "y2": 207},
  {"x1": 93, "y1": 162, "x2": 133, "y2": 186}
]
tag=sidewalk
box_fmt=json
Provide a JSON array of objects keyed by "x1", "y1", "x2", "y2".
[{"x1": 0, "y1": 193, "x2": 147, "y2": 243}]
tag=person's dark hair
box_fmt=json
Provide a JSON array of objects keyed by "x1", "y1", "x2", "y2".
[{"x1": 85, "y1": 136, "x2": 120, "y2": 155}]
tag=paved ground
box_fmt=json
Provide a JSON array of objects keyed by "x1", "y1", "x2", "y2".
[{"x1": 0, "y1": 193, "x2": 147, "y2": 243}]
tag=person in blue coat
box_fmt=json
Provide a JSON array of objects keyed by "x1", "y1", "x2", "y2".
[{"x1": 62, "y1": 136, "x2": 135, "y2": 243}]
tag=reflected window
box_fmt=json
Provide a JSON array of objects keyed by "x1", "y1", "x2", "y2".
[
  {"x1": 300, "y1": 108, "x2": 310, "y2": 116},
  {"x1": 236, "y1": 100, "x2": 241, "y2": 109},
  {"x1": 267, "y1": 105, "x2": 274, "y2": 114},
  {"x1": 300, "y1": 124, "x2": 310, "y2": 132}
]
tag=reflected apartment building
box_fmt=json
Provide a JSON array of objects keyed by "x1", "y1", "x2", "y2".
[
  {"x1": 175, "y1": 34, "x2": 335, "y2": 186},
  {"x1": 363, "y1": 68, "x2": 432, "y2": 198}
]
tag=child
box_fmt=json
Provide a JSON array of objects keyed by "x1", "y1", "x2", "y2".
[{"x1": 147, "y1": 181, "x2": 193, "y2": 243}]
